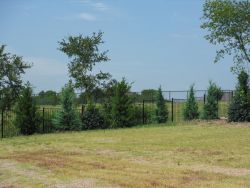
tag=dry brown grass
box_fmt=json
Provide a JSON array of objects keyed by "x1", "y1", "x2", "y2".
[{"x1": 1, "y1": 122, "x2": 250, "y2": 187}]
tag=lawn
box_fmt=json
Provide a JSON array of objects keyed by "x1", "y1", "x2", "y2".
[{"x1": 1, "y1": 122, "x2": 250, "y2": 188}]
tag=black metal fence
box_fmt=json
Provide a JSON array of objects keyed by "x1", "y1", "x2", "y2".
[{"x1": 1, "y1": 90, "x2": 233, "y2": 139}]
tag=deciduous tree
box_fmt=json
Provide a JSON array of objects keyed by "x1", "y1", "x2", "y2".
[
  {"x1": 0, "y1": 45, "x2": 31, "y2": 110},
  {"x1": 201, "y1": 0, "x2": 250, "y2": 73},
  {"x1": 58, "y1": 31, "x2": 111, "y2": 103}
]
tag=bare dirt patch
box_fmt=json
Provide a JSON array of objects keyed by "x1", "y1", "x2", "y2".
[
  {"x1": 181, "y1": 170, "x2": 209, "y2": 184},
  {"x1": 189, "y1": 164, "x2": 250, "y2": 177},
  {"x1": 176, "y1": 147, "x2": 223, "y2": 156},
  {"x1": 0, "y1": 160, "x2": 112, "y2": 188},
  {"x1": 55, "y1": 179, "x2": 97, "y2": 188}
]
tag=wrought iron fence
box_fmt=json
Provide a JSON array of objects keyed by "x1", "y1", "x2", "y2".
[{"x1": 1, "y1": 90, "x2": 233, "y2": 139}]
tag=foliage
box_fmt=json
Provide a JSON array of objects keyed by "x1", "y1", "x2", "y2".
[
  {"x1": 52, "y1": 81, "x2": 81, "y2": 131},
  {"x1": 0, "y1": 45, "x2": 31, "y2": 110},
  {"x1": 141, "y1": 89, "x2": 158, "y2": 101},
  {"x1": 183, "y1": 84, "x2": 199, "y2": 120},
  {"x1": 201, "y1": 0, "x2": 250, "y2": 73},
  {"x1": 202, "y1": 81, "x2": 222, "y2": 119},
  {"x1": 228, "y1": 71, "x2": 250, "y2": 122},
  {"x1": 111, "y1": 78, "x2": 134, "y2": 128},
  {"x1": 14, "y1": 83, "x2": 40, "y2": 135},
  {"x1": 102, "y1": 79, "x2": 117, "y2": 126},
  {"x1": 81, "y1": 104, "x2": 106, "y2": 130},
  {"x1": 132, "y1": 105, "x2": 155, "y2": 125},
  {"x1": 35, "y1": 90, "x2": 59, "y2": 105},
  {"x1": 155, "y1": 86, "x2": 168, "y2": 123},
  {"x1": 58, "y1": 31, "x2": 111, "y2": 103}
]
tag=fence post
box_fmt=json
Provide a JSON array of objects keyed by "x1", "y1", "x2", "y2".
[
  {"x1": 81, "y1": 105, "x2": 84, "y2": 117},
  {"x1": 171, "y1": 98, "x2": 174, "y2": 122},
  {"x1": 1, "y1": 109, "x2": 4, "y2": 139},
  {"x1": 142, "y1": 100, "x2": 145, "y2": 124},
  {"x1": 203, "y1": 94, "x2": 206, "y2": 105},
  {"x1": 217, "y1": 95, "x2": 219, "y2": 118},
  {"x1": 42, "y1": 107, "x2": 45, "y2": 133}
]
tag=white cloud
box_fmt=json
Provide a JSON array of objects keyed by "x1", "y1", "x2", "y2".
[
  {"x1": 92, "y1": 2, "x2": 109, "y2": 11},
  {"x1": 23, "y1": 57, "x2": 68, "y2": 92},
  {"x1": 77, "y1": 12, "x2": 97, "y2": 21}
]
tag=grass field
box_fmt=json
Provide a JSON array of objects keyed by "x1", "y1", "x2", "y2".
[{"x1": 1, "y1": 122, "x2": 250, "y2": 188}]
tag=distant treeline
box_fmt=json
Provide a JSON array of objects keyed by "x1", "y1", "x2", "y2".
[{"x1": 33, "y1": 89, "x2": 159, "y2": 106}]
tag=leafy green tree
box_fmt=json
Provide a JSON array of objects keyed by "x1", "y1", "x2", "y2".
[
  {"x1": 183, "y1": 84, "x2": 199, "y2": 120},
  {"x1": 35, "y1": 90, "x2": 59, "y2": 105},
  {"x1": 155, "y1": 86, "x2": 168, "y2": 123},
  {"x1": 111, "y1": 78, "x2": 134, "y2": 128},
  {"x1": 58, "y1": 31, "x2": 111, "y2": 103},
  {"x1": 53, "y1": 81, "x2": 81, "y2": 131},
  {"x1": 141, "y1": 89, "x2": 158, "y2": 101},
  {"x1": 0, "y1": 45, "x2": 31, "y2": 110},
  {"x1": 228, "y1": 71, "x2": 250, "y2": 122},
  {"x1": 202, "y1": 81, "x2": 222, "y2": 119},
  {"x1": 14, "y1": 83, "x2": 40, "y2": 135},
  {"x1": 201, "y1": 0, "x2": 250, "y2": 73}
]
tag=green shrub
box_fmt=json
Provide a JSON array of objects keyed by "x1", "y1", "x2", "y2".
[
  {"x1": 132, "y1": 105, "x2": 155, "y2": 125},
  {"x1": 52, "y1": 82, "x2": 81, "y2": 131},
  {"x1": 155, "y1": 87, "x2": 168, "y2": 123},
  {"x1": 183, "y1": 84, "x2": 199, "y2": 120},
  {"x1": 82, "y1": 104, "x2": 106, "y2": 130},
  {"x1": 202, "y1": 81, "x2": 222, "y2": 119},
  {"x1": 228, "y1": 71, "x2": 250, "y2": 122},
  {"x1": 111, "y1": 78, "x2": 134, "y2": 128},
  {"x1": 14, "y1": 83, "x2": 40, "y2": 135},
  {"x1": 102, "y1": 80, "x2": 117, "y2": 127}
]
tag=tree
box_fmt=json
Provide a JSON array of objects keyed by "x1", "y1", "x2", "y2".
[
  {"x1": 14, "y1": 83, "x2": 40, "y2": 135},
  {"x1": 202, "y1": 81, "x2": 223, "y2": 119},
  {"x1": 183, "y1": 84, "x2": 199, "y2": 120},
  {"x1": 201, "y1": 0, "x2": 250, "y2": 73},
  {"x1": 58, "y1": 31, "x2": 111, "y2": 103},
  {"x1": 141, "y1": 89, "x2": 158, "y2": 101},
  {"x1": 155, "y1": 86, "x2": 168, "y2": 123},
  {"x1": 35, "y1": 90, "x2": 59, "y2": 105},
  {"x1": 52, "y1": 81, "x2": 81, "y2": 131},
  {"x1": 82, "y1": 104, "x2": 106, "y2": 130},
  {"x1": 0, "y1": 45, "x2": 31, "y2": 110},
  {"x1": 111, "y1": 78, "x2": 134, "y2": 128},
  {"x1": 228, "y1": 70, "x2": 250, "y2": 122}
]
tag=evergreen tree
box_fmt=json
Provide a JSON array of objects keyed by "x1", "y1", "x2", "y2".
[
  {"x1": 14, "y1": 83, "x2": 39, "y2": 135},
  {"x1": 183, "y1": 84, "x2": 199, "y2": 120},
  {"x1": 155, "y1": 86, "x2": 168, "y2": 123},
  {"x1": 228, "y1": 71, "x2": 250, "y2": 122},
  {"x1": 202, "y1": 81, "x2": 222, "y2": 119},
  {"x1": 111, "y1": 78, "x2": 134, "y2": 128},
  {"x1": 53, "y1": 81, "x2": 81, "y2": 131},
  {"x1": 82, "y1": 103, "x2": 106, "y2": 130}
]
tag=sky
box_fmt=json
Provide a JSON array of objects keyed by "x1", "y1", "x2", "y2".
[{"x1": 0, "y1": 0, "x2": 236, "y2": 93}]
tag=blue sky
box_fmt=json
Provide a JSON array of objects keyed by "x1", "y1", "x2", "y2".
[{"x1": 0, "y1": 0, "x2": 236, "y2": 92}]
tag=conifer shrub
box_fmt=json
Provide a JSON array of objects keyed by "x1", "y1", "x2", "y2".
[
  {"x1": 102, "y1": 80, "x2": 117, "y2": 128},
  {"x1": 228, "y1": 71, "x2": 250, "y2": 122},
  {"x1": 202, "y1": 81, "x2": 222, "y2": 119},
  {"x1": 82, "y1": 104, "x2": 106, "y2": 130},
  {"x1": 183, "y1": 84, "x2": 199, "y2": 120},
  {"x1": 14, "y1": 83, "x2": 40, "y2": 135},
  {"x1": 155, "y1": 87, "x2": 168, "y2": 123},
  {"x1": 52, "y1": 82, "x2": 81, "y2": 131},
  {"x1": 111, "y1": 78, "x2": 134, "y2": 128}
]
